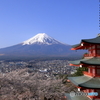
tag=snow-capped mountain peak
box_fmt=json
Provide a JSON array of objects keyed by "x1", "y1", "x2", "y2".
[{"x1": 22, "y1": 33, "x2": 63, "y2": 45}]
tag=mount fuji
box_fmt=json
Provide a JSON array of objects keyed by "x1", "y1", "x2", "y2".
[
  {"x1": 22, "y1": 33, "x2": 63, "y2": 45},
  {"x1": 0, "y1": 33, "x2": 85, "y2": 59}
]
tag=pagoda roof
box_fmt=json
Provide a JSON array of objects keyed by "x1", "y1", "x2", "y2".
[
  {"x1": 71, "y1": 36, "x2": 100, "y2": 50},
  {"x1": 81, "y1": 36, "x2": 100, "y2": 44},
  {"x1": 69, "y1": 57, "x2": 100, "y2": 65},
  {"x1": 68, "y1": 76, "x2": 100, "y2": 89},
  {"x1": 65, "y1": 93, "x2": 91, "y2": 100},
  {"x1": 72, "y1": 44, "x2": 81, "y2": 48}
]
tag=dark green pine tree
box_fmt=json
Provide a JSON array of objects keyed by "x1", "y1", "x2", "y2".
[{"x1": 74, "y1": 67, "x2": 88, "y2": 76}]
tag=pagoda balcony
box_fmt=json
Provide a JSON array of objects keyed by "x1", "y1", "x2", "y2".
[
  {"x1": 83, "y1": 71, "x2": 95, "y2": 77},
  {"x1": 83, "y1": 71, "x2": 100, "y2": 77},
  {"x1": 84, "y1": 53, "x2": 94, "y2": 57}
]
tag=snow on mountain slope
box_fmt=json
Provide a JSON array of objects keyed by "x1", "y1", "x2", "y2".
[{"x1": 22, "y1": 33, "x2": 65, "y2": 45}]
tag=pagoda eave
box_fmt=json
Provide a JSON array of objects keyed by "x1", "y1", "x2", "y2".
[
  {"x1": 69, "y1": 57, "x2": 100, "y2": 66},
  {"x1": 69, "y1": 63, "x2": 80, "y2": 66},
  {"x1": 71, "y1": 45, "x2": 87, "y2": 50},
  {"x1": 81, "y1": 36, "x2": 100, "y2": 44},
  {"x1": 68, "y1": 76, "x2": 100, "y2": 89}
]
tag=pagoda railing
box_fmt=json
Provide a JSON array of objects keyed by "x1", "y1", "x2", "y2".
[
  {"x1": 83, "y1": 71, "x2": 94, "y2": 77},
  {"x1": 83, "y1": 71, "x2": 100, "y2": 77},
  {"x1": 84, "y1": 53, "x2": 95, "y2": 57}
]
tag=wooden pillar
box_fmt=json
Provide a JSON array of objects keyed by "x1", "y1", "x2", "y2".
[{"x1": 95, "y1": 45, "x2": 97, "y2": 57}]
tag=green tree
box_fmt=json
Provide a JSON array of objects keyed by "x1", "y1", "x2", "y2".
[{"x1": 73, "y1": 67, "x2": 88, "y2": 76}]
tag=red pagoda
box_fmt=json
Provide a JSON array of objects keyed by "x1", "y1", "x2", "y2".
[{"x1": 65, "y1": 34, "x2": 100, "y2": 100}]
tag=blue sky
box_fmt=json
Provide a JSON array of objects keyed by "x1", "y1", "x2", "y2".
[{"x1": 0, "y1": 0, "x2": 99, "y2": 48}]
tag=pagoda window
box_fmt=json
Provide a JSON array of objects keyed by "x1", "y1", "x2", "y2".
[
  {"x1": 88, "y1": 67, "x2": 93, "y2": 73},
  {"x1": 93, "y1": 50, "x2": 95, "y2": 54},
  {"x1": 93, "y1": 69, "x2": 95, "y2": 75},
  {"x1": 92, "y1": 45, "x2": 95, "y2": 49},
  {"x1": 97, "y1": 50, "x2": 100, "y2": 55},
  {"x1": 97, "y1": 69, "x2": 100, "y2": 75},
  {"x1": 97, "y1": 45, "x2": 100, "y2": 48},
  {"x1": 97, "y1": 66, "x2": 100, "y2": 68}
]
